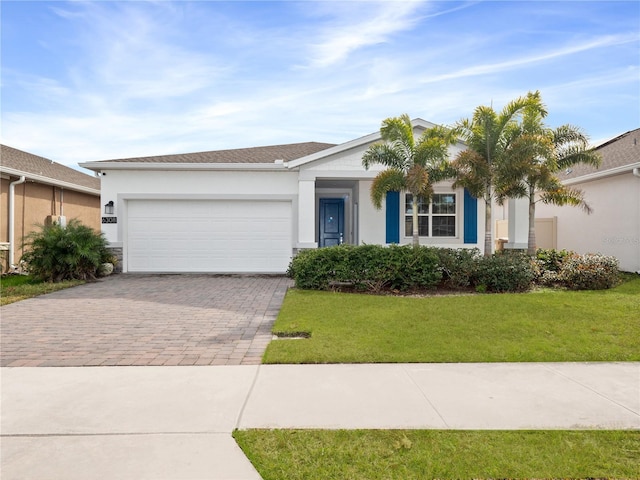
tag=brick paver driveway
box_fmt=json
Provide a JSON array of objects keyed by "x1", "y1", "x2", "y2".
[{"x1": 1, "y1": 275, "x2": 291, "y2": 367}]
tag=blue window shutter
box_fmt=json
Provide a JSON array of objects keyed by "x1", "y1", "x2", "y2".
[
  {"x1": 463, "y1": 189, "x2": 478, "y2": 244},
  {"x1": 385, "y1": 191, "x2": 400, "y2": 244}
]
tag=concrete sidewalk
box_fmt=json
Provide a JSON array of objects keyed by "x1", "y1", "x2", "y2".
[{"x1": 2, "y1": 363, "x2": 639, "y2": 479}]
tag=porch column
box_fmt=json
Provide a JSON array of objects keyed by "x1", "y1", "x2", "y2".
[
  {"x1": 505, "y1": 197, "x2": 528, "y2": 250},
  {"x1": 297, "y1": 179, "x2": 317, "y2": 249}
]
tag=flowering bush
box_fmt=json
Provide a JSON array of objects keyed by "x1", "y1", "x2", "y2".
[
  {"x1": 536, "y1": 248, "x2": 573, "y2": 272},
  {"x1": 557, "y1": 253, "x2": 620, "y2": 290},
  {"x1": 533, "y1": 249, "x2": 572, "y2": 286}
]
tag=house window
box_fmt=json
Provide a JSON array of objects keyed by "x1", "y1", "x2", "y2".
[
  {"x1": 405, "y1": 194, "x2": 429, "y2": 236},
  {"x1": 404, "y1": 193, "x2": 456, "y2": 237}
]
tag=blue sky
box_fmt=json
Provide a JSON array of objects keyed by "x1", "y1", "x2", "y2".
[{"x1": 2, "y1": 1, "x2": 638, "y2": 170}]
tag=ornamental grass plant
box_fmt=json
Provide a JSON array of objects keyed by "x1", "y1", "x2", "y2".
[{"x1": 21, "y1": 219, "x2": 112, "y2": 282}]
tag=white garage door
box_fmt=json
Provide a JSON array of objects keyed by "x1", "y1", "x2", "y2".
[{"x1": 127, "y1": 199, "x2": 292, "y2": 273}]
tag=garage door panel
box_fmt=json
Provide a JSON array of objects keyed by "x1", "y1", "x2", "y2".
[{"x1": 127, "y1": 200, "x2": 292, "y2": 273}]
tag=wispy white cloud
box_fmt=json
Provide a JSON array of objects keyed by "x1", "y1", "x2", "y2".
[
  {"x1": 50, "y1": 2, "x2": 230, "y2": 104},
  {"x1": 417, "y1": 33, "x2": 640, "y2": 85},
  {"x1": 303, "y1": 1, "x2": 427, "y2": 68},
  {"x1": 1, "y1": 1, "x2": 638, "y2": 169}
]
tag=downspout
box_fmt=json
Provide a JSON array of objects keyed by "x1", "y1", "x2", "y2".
[
  {"x1": 634, "y1": 168, "x2": 640, "y2": 274},
  {"x1": 9, "y1": 176, "x2": 26, "y2": 268},
  {"x1": 59, "y1": 187, "x2": 66, "y2": 227}
]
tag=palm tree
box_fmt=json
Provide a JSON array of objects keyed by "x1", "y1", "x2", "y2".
[
  {"x1": 451, "y1": 93, "x2": 537, "y2": 256},
  {"x1": 498, "y1": 96, "x2": 601, "y2": 255},
  {"x1": 362, "y1": 114, "x2": 457, "y2": 247}
]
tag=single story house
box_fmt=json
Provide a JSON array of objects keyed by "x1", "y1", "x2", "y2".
[
  {"x1": 1, "y1": 145, "x2": 101, "y2": 273},
  {"x1": 80, "y1": 119, "x2": 483, "y2": 274},
  {"x1": 535, "y1": 128, "x2": 640, "y2": 273}
]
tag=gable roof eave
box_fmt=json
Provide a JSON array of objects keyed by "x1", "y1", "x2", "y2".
[
  {"x1": 0, "y1": 165, "x2": 101, "y2": 196},
  {"x1": 1, "y1": 144, "x2": 101, "y2": 192},
  {"x1": 562, "y1": 161, "x2": 640, "y2": 185},
  {"x1": 79, "y1": 142, "x2": 336, "y2": 168},
  {"x1": 559, "y1": 128, "x2": 640, "y2": 181},
  {"x1": 79, "y1": 161, "x2": 292, "y2": 172},
  {"x1": 286, "y1": 118, "x2": 462, "y2": 169},
  {"x1": 286, "y1": 130, "x2": 382, "y2": 168}
]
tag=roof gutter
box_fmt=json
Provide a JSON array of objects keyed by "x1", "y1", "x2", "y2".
[
  {"x1": 78, "y1": 162, "x2": 291, "y2": 172},
  {"x1": 8, "y1": 176, "x2": 26, "y2": 268},
  {"x1": 562, "y1": 162, "x2": 640, "y2": 186}
]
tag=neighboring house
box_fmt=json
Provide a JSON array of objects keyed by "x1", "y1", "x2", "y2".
[
  {"x1": 80, "y1": 119, "x2": 483, "y2": 274},
  {"x1": 0, "y1": 145, "x2": 101, "y2": 273},
  {"x1": 535, "y1": 128, "x2": 640, "y2": 273}
]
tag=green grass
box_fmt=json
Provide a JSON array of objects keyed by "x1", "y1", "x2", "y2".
[
  {"x1": 0, "y1": 275, "x2": 84, "y2": 305},
  {"x1": 234, "y1": 429, "x2": 640, "y2": 480},
  {"x1": 263, "y1": 275, "x2": 640, "y2": 363}
]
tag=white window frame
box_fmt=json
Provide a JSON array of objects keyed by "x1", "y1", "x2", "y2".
[{"x1": 403, "y1": 192, "x2": 457, "y2": 238}]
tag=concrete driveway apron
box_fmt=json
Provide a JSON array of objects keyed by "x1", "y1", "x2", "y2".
[{"x1": 1, "y1": 274, "x2": 291, "y2": 367}]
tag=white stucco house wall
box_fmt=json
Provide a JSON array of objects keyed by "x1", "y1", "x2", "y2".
[
  {"x1": 535, "y1": 128, "x2": 640, "y2": 273},
  {"x1": 80, "y1": 119, "x2": 484, "y2": 274}
]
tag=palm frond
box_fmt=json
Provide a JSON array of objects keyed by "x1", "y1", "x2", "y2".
[
  {"x1": 451, "y1": 149, "x2": 490, "y2": 198},
  {"x1": 540, "y1": 185, "x2": 593, "y2": 214},
  {"x1": 454, "y1": 118, "x2": 474, "y2": 143},
  {"x1": 429, "y1": 162, "x2": 457, "y2": 184},
  {"x1": 370, "y1": 169, "x2": 406, "y2": 209},
  {"x1": 380, "y1": 114, "x2": 415, "y2": 149},
  {"x1": 414, "y1": 136, "x2": 449, "y2": 167},
  {"x1": 556, "y1": 144, "x2": 601, "y2": 170},
  {"x1": 553, "y1": 124, "x2": 589, "y2": 146},
  {"x1": 362, "y1": 143, "x2": 405, "y2": 170},
  {"x1": 406, "y1": 164, "x2": 431, "y2": 197}
]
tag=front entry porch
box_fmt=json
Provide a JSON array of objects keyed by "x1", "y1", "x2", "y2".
[
  {"x1": 296, "y1": 178, "x2": 361, "y2": 249},
  {"x1": 316, "y1": 179, "x2": 358, "y2": 247}
]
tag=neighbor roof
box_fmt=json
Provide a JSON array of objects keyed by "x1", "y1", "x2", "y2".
[
  {"x1": 94, "y1": 142, "x2": 336, "y2": 164},
  {"x1": 1, "y1": 145, "x2": 100, "y2": 193},
  {"x1": 561, "y1": 128, "x2": 640, "y2": 181}
]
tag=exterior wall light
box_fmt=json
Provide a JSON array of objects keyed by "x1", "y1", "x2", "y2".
[{"x1": 104, "y1": 201, "x2": 114, "y2": 215}]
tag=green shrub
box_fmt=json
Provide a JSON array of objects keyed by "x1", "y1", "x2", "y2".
[
  {"x1": 287, "y1": 244, "x2": 441, "y2": 292},
  {"x1": 288, "y1": 245, "x2": 622, "y2": 294},
  {"x1": 21, "y1": 220, "x2": 111, "y2": 282},
  {"x1": 384, "y1": 244, "x2": 441, "y2": 291},
  {"x1": 474, "y1": 252, "x2": 535, "y2": 293},
  {"x1": 533, "y1": 248, "x2": 573, "y2": 286},
  {"x1": 536, "y1": 248, "x2": 573, "y2": 273},
  {"x1": 433, "y1": 247, "x2": 480, "y2": 288},
  {"x1": 557, "y1": 253, "x2": 620, "y2": 290},
  {"x1": 286, "y1": 245, "x2": 349, "y2": 290},
  {"x1": 341, "y1": 244, "x2": 391, "y2": 292}
]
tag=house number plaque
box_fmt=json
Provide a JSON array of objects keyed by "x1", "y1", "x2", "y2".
[{"x1": 102, "y1": 217, "x2": 117, "y2": 224}]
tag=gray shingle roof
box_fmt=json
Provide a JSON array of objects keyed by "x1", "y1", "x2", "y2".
[
  {"x1": 561, "y1": 128, "x2": 640, "y2": 180},
  {"x1": 97, "y1": 142, "x2": 336, "y2": 164},
  {"x1": 1, "y1": 145, "x2": 100, "y2": 192}
]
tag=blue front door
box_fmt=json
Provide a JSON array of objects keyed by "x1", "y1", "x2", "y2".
[{"x1": 319, "y1": 198, "x2": 345, "y2": 247}]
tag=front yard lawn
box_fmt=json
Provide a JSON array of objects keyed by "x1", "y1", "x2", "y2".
[
  {"x1": 234, "y1": 429, "x2": 640, "y2": 480},
  {"x1": 263, "y1": 274, "x2": 640, "y2": 364},
  {"x1": 0, "y1": 275, "x2": 84, "y2": 306}
]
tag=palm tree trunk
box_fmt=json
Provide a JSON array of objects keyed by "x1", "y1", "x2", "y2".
[
  {"x1": 412, "y1": 196, "x2": 419, "y2": 247},
  {"x1": 483, "y1": 188, "x2": 492, "y2": 257},
  {"x1": 527, "y1": 185, "x2": 536, "y2": 256}
]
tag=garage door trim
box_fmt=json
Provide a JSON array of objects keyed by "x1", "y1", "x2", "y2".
[{"x1": 120, "y1": 194, "x2": 297, "y2": 274}]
